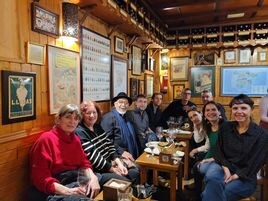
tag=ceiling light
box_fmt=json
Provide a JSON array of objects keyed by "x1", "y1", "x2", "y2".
[
  {"x1": 227, "y1": 13, "x2": 245, "y2": 19},
  {"x1": 163, "y1": 7, "x2": 175, "y2": 11}
]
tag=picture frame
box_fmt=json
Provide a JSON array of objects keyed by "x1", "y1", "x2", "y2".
[
  {"x1": 145, "y1": 74, "x2": 154, "y2": 97},
  {"x1": 130, "y1": 78, "x2": 139, "y2": 99},
  {"x1": 81, "y1": 27, "x2": 111, "y2": 101},
  {"x1": 139, "y1": 80, "x2": 145, "y2": 94},
  {"x1": 173, "y1": 84, "x2": 185, "y2": 100},
  {"x1": 190, "y1": 66, "x2": 215, "y2": 97},
  {"x1": 31, "y1": 2, "x2": 59, "y2": 37},
  {"x1": 170, "y1": 57, "x2": 189, "y2": 81},
  {"x1": 193, "y1": 50, "x2": 215, "y2": 65},
  {"x1": 26, "y1": 42, "x2": 46, "y2": 65},
  {"x1": 239, "y1": 48, "x2": 251, "y2": 64},
  {"x1": 258, "y1": 50, "x2": 268, "y2": 62},
  {"x1": 224, "y1": 50, "x2": 236, "y2": 64},
  {"x1": 1, "y1": 70, "x2": 36, "y2": 125},
  {"x1": 132, "y1": 45, "x2": 142, "y2": 75},
  {"x1": 221, "y1": 66, "x2": 268, "y2": 96},
  {"x1": 114, "y1": 36, "x2": 124, "y2": 54},
  {"x1": 47, "y1": 45, "x2": 80, "y2": 114},
  {"x1": 111, "y1": 56, "x2": 128, "y2": 97}
]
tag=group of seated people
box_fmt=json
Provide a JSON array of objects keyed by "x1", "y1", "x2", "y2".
[{"x1": 28, "y1": 89, "x2": 268, "y2": 201}]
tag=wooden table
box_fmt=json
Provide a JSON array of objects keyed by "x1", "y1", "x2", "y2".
[
  {"x1": 135, "y1": 152, "x2": 182, "y2": 201},
  {"x1": 174, "y1": 133, "x2": 192, "y2": 179}
]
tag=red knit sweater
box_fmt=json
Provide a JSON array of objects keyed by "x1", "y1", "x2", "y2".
[{"x1": 30, "y1": 127, "x2": 92, "y2": 194}]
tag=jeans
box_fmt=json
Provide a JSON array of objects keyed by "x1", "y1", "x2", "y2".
[{"x1": 199, "y1": 161, "x2": 256, "y2": 201}]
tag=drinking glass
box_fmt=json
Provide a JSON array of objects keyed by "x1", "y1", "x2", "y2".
[
  {"x1": 155, "y1": 126, "x2": 163, "y2": 141},
  {"x1": 167, "y1": 128, "x2": 176, "y2": 143},
  {"x1": 77, "y1": 168, "x2": 90, "y2": 191},
  {"x1": 147, "y1": 135, "x2": 156, "y2": 159}
]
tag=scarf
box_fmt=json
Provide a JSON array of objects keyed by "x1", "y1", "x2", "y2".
[{"x1": 112, "y1": 108, "x2": 139, "y2": 158}]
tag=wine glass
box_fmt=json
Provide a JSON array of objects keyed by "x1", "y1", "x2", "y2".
[
  {"x1": 155, "y1": 126, "x2": 163, "y2": 141},
  {"x1": 167, "y1": 128, "x2": 176, "y2": 143},
  {"x1": 147, "y1": 135, "x2": 156, "y2": 159},
  {"x1": 77, "y1": 168, "x2": 90, "y2": 191}
]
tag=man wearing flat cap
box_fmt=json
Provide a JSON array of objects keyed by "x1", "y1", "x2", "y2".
[{"x1": 101, "y1": 92, "x2": 139, "y2": 160}]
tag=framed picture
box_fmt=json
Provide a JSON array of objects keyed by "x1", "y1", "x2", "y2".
[
  {"x1": 112, "y1": 56, "x2": 128, "y2": 97},
  {"x1": 161, "y1": 53, "x2": 168, "y2": 70},
  {"x1": 132, "y1": 45, "x2": 142, "y2": 75},
  {"x1": 170, "y1": 57, "x2": 189, "y2": 81},
  {"x1": 224, "y1": 50, "x2": 236, "y2": 64},
  {"x1": 139, "y1": 80, "x2": 145, "y2": 94},
  {"x1": 145, "y1": 74, "x2": 154, "y2": 97},
  {"x1": 221, "y1": 66, "x2": 268, "y2": 96},
  {"x1": 26, "y1": 42, "x2": 46, "y2": 65},
  {"x1": 31, "y1": 3, "x2": 59, "y2": 37},
  {"x1": 81, "y1": 27, "x2": 111, "y2": 101},
  {"x1": 239, "y1": 48, "x2": 251, "y2": 64},
  {"x1": 114, "y1": 36, "x2": 124, "y2": 54},
  {"x1": 190, "y1": 66, "x2": 215, "y2": 96},
  {"x1": 48, "y1": 45, "x2": 80, "y2": 114},
  {"x1": 173, "y1": 84, "x2": 185, "y2": 100},
  {"x1": 258, "y1": 50, "x2": 268, "y2": 62},
  {"x1": 193, "y1": 50, "x2": 215, "y2": 65},
  {"x1": 130, "y1": 78, "x2": 139, "y2": 99},
  {"x1": 1, "y1": 70, "x2": 36, "y2": 125}
]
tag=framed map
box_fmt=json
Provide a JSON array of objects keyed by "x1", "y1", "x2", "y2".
[
  {"x1": 48, "y1": 45, "x2": 80, "y2": 114},
  {"x1": 221, "y1": 66, "x2": 268, "y2": 96}
]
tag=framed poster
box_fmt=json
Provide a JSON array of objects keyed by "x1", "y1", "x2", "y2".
[
  {"x1": 145, "y1": 74, "x2": 154, "y2": 97},
  {"x1": 224, "y1": 50, "x2": 236, "y2": 64},
  {"x1": 27, "y1": 42, "x2": 46, "y2": 65},
  {"x1": 130, "y1": 78, "x2": 139, "y2": 99},
  {"x1": 132, "y1": 45, "x2": 142, "y2": 75},
  {"x1": 1, "y1": 70, "x2": 36, "y2": 124},
  {"x1": 170, "y1": 57, "x2": 189, "y2": 81},
  {"x1": 139, "y1": 80, "x2": 145, "y2": 94},
  {"x1": 114, "y1": 36, "x2": 124, "y2": 54},
  {"x1": 221, "y1": 66, "x2": 268, "y2": 96},
  {"x1": 81, "y1": 27, "x2": 111, "y2": 101},
  {"x1": 112, "y1": 56, "x2": 128, "y2": 97},
  {"x1": 258, "y1": 50, "x2": 268, "y2": 62},
  {"x1": 193, "y1": 50, "x2": 215, "y2": 65},
  {"x1": 173, "y1": 84, "x2": 185, "y2": 100},
  {"x1": 190, "y1": 66, "x2": 215, "y2": 96},
  {"x1": 48, "y1": 45, "x2": 80, "y2": 114},
  {"x1": 31, "y1": 3, "x2": 59, "y2": 37},
  {"x1": 239, "y1": 48, "x2": 251, "y2": 64}
]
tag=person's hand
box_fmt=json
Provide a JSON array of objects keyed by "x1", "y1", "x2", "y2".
[
  {"x1": 189, "y1": 149, "x2": 198, "y2": 158},
  {"x1": 200, "y1": 158, "x2": 214, "y2": 164},
  {"x1": 222, "y1": 166, "x2": 239, "y2": 183},
  {"x1": 122, "y1": 151, "x2": 134, "y2": 161},
  {"x1": 225, "y1": 173, "x2": 239, "y2": 183},
  {"x1": 66, "y1": 186, "x2": 87, "y2": 195},
  {"x1": 86, "y1": 172, "x2": 100, "y2": 198},
  {"x1": 116, "y1": 161, "x2": 128, "y2": 175}
]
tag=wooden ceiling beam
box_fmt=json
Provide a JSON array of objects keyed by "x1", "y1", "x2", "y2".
[{"x1": 165, "y1": 5, "x2": 268, "y2": 24}]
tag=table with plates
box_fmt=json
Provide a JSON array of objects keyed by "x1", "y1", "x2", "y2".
[{"x1": 135, "y1": 152, "x2": 183, "y2": 201}]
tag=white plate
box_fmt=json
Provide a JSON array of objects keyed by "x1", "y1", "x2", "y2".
[
  {"x1": 177, "y1": 130, "x2": 192, "y2": 135},
  {"x1": 144, "y1": 147, "x2": 160, "y2": 155},
  {"x1": 173, "y1": 150, "x2": 185, "y2": 157}
]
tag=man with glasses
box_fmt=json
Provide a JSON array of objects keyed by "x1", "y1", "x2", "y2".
[
  {"x1": 101, "y1": 92, "x2": 139, "y2": 160},
  {"x1": 161, "y1": 88, "x2": 196, "y2": 128}
]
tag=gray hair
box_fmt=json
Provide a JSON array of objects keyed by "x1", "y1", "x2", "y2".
[{"x1": 55, "y1": 104, "x2": 81, "y2": 123}]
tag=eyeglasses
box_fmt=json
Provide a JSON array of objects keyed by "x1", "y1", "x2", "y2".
[{"x1": 116, "y1": 100, "x2": 129, "y2": 105}]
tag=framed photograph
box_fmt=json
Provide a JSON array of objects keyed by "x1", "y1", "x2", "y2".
[
  {"x1": 224, "y1": 50, "x2": 236, "y2": 64},
  {"x1": 190, "y1": 66, "x2": 215, "y2": 96},
  {"x1": 221, "y1": 66, "x2": 268, "y2": 96},
  {"x1": 112, "y1": 56, "x2": 128, "y2": 97},
  {"x1": 48, "y1": 45, "x2": 80, "y2": 114},
  {"x1": 1, "y1": 70, "x2": 36, "y2": 125},
  {"x1": 130, "y1": 78, "x2": 139, "y2": 99},
  {"x1": 31, "y1": 3, "x2": 59, "y2": 37},
  {"x1": 139, "y1": 80, "x2": 145, "y2": 94},
  {"x1": 170, "y1": 57, "x2": 189, "y2": 81},
  {"x1": 26, "y1": 42, "x2": 46, "y2": 65},
  {"x1": 145, "y1": 74, "x2": 154, "y2": 97},
  {"x1": 81, "y1": 27, "x2": 111, "y2": 101},
  {"x1": 239, "y1": 48, "x2": 251, "y2": 64},
  {"x1": 193, "y1": 50, "x2": 215, "y2": 65},
  {"x1": 258, "y1": 50, "x2": 268, "y2": 62},
  {"x1": 173, "y1": 84, "x2": 185, "y2": 100},
  {"x1": 114, "y1": 36, "x2": 124, "y2": 54},
  {"x1": 132, "y1": 45, "x2": 142, "y2": 75},
  {"x1": 161, "y1": 53, "x2": 168, "y2": 70}
]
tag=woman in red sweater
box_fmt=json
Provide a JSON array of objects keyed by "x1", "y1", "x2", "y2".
[{"x1": 29, "y1": 104, "x2": 100, "y2": 201}]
